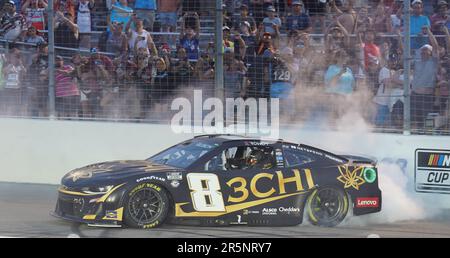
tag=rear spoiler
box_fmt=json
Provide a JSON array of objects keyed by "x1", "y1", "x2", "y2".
[
  {"x1": 298, "y1": 144, "x2": 350, "y2": 164},
  {"x1": 339, "y1": 155, "x2": 378, "y2": 166}
]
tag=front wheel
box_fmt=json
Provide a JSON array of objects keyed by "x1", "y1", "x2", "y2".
[
  {"x1": 123, "y1": 183, "x2": 170, "y2": 229},
  {"x1": 305, "y1": 187, "x2": 349, "y2": 227}
]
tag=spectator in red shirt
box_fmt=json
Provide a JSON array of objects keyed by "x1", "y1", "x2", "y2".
[
  {"x1": 363, "y1": 29, "x2": 381, "y2": 71},
  {"x1": 21, "y1": 0, "x2": 47, "y2": 31}
]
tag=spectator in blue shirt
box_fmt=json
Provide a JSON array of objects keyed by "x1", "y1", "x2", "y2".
[
  {"x1": 286, "y1": 1, "x2": 311, "y2": 34},
  {"x1": 133, "y1": 0, "x2": 156, "y2": 31},
  {"x1": 109, "y1": 0, "x2": 133, "y2": 31},
  {"x1": 179, "y1": 12, "x2": 200, "y2": 61},
  {"x1": 410, "y1": 0, "x2": 431, "y2": 50}
]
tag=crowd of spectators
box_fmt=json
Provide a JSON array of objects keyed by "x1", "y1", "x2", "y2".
[{"x1": 0, "y1": 0, "x2": 448, "y2": 131}]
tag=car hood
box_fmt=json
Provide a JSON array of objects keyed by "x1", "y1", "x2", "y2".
[{"x1": 61, "y1": 160, "x2": 182, "y2": 187}]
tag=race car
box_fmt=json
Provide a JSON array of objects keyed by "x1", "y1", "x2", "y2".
[{"x1": 52, "y1": 134, "x2": 382, "y2": 228}]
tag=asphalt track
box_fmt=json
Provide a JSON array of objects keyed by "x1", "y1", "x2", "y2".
[{"x1": 1, "y1": 182, "x2": 450, "y2": 238}]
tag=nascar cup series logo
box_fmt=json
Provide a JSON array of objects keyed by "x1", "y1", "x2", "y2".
[
  {"x1": 415, "y1": 149, "x2": 450, "y2": 194},
  {"x1": 170, "y1": 90, "x2": 280, "y2": 139}
]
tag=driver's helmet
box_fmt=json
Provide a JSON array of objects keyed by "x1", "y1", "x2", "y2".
[{"x1": 246, "y1": 149, "x2": 265, "y2": 168}]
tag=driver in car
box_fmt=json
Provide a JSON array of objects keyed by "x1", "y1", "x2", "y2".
[{"x1": 244, "y1": 149, "x2": 274, "y2": 169}]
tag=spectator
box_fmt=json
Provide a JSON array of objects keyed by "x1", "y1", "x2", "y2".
[
  {"x1": 105, "y1": 21, "x2": 128, "y2": 55},
  {"x1": 222, "y1": 26, "x2": 235, "y2": 54},
  {"x1": 54, "y1": 0, "x2": 75, "y2": 18},
  {"x1": 250, "y1": 0, "x2": 265, "y2": 24},
  {"x1": 355, "y1": 6, "x2": 373, "y2": 33},
  {"x1": 195, "y1": 51, "x2": 214, "y2": 80},
  {"x1": 269, "y1": 48, "x2": 296, "y2": 102},
  {"x1": 330, "y1": 0, "x2": 357, "y2": 34},
  {"x1": 390, "y1": 1, "x2": 403, "y2": 33},
  {"x1": 23, "y1": 26, "x2": 44, "y2": 44},
  {"x1": 324, "y1": 49, "x2": 355, "y2": 96},
  {"x1": 223, "y1": 3, "x2": 233, "y2": 28},
  {"x1": 126, "y1": 17, "x2": 157, "y2": 56},
  {"x1": 262, "y1": 5, "x2": 281, "y2": 39},
  {"x1": 54, "y1": 11, "x2": 79, "y2": 50},
  {"x1": 109, "y1": 0, "x2": 134, "y2": 30},
  {"x1": 411, "y1": 27, "x2": 439, "y2": 128},
  {"x1": 224, "y1": 49, "x2": 247, "y2": 98},
  {"x1": 172, "y1": 47, "x2": 194, "y2": 86},
  {"x1": 234, "y1": 21, "x2": 257, "y2": 63},
  {"x1": 88, "y1": 47, "x2": 114, "y2": 74},
  {"x1": 362, "y1": 29, "x2": 381, "y2": 71},
  {"x1": 55, "y1": 55, "x2": 80, "y2": 118},
  {"x1": 133, "y1": 51, "x2": 152, "y2": 118},
  {"x1": 286, "y1": 1, "x2": 311, "y2": 34},
  {"x1": 76, "y1": 0, "x2": 95, "y2": 49},
  {"x1": 0, "y1": 1, "x2": 26, "y2": 41},
  {"x1": 303, "y1": 0, "x2": 328, "y2": 33},
  {"x1": 179, "y1": 12, "x2": 200, "y2": 62},
  {"x1": 133, "y1": 0, "x2": 156, "y2": 31},
  {"x1": 233, "y1": 4, "x2": 257, "y2": 34},
  {"x1": 112, "y1": 57, "x2": 140, "y2": 119},
  {"x1": 21, "y1": 0, "x2": 47, "y2": 32},
  {"x1": 151, "y1": 57, "x2": 171, "y2": 117},
  {"x1": 1, "y1": 49, "x2": 26, "y2": 115},
  {"x1": 372, "y1": 2, "x2": 391, "y2": 33},
  {"x1": 28, "y1": 41, "x2": 48, "y2": 116},
  {"x1": 325, "y1": 22, "x2": 350, "y2": 60},
  {"x1": 430, "y1": 1, "x2": 449, "y2": 34},
  {"x1": 410, "y1": 0, "x2": 431, "y2": 50},
  {"x1": 157, "y1": 0, "x2": 180, "y2": 47}
]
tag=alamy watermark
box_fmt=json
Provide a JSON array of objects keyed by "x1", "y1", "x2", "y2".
[{"x1": 171, "y1": 90, "x2": 280, "y2": 139}]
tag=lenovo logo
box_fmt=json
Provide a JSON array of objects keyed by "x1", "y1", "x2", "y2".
[{"x1": 356, "y1": 198, "x2": 379, "y2": 208}]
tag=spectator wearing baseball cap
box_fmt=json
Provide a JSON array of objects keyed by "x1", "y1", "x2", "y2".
[
  {"x1": 262, "y1": 5, "x2": 281, "y2": 45},
  {"x1": 0, "y1": 0, "x2": 27, "y2": 41},
  {"x1": 411, "y1": 26, "x2": 440, "y2": 128},
  {"x1": 286, "y1": 1, "x2": 311, "y2": 34}
]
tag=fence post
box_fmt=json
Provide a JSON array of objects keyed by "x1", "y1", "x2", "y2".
[
  {"x1": 47, "y1": 0, "x2": 56, "y2": 119},
  {"x1": 403, "y1": 0, "x2": 411, "y2": 135},
  {"x1": 214, "y1": 0, "x2": 224, "y2": 103}
]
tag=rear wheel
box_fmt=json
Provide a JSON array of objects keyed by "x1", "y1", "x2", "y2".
[
  {"x1": 123, "y1": 183, "x2": 169, "y2": 229},
  {"x1": 306, "y1": 187, "x2": 349, "y2": 227}
]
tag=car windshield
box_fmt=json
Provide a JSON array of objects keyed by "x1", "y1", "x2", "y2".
[{"x1": 148, "y1": 141, "x2": 218, "y2": 169}]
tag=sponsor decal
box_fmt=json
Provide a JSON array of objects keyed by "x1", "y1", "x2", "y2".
[
  {"x1": 136, "y1": 176, "x2": 166, "y2": 183},
  {"x1": 262, "y1": 208, "x2": 278, "y2": 216},
  {"x1": 415, "y1": 149, "x2": 450, "y2": 194},
  {"x1": 278, "y1": 207, "x2": 301, "y2": 214},
  {"x1": 167, "y1": 172, "x2": 183, "y2": 181},
  {"x1": 243, "y1": 209, "x2": 260, "y2": 215},
  {"x1": 337, "y1": 165, "x2": 365, "y2": 190},
  {"x1": 356, "y1": 198, "x2": 379, "y2": 208},
  {"x1": 171, "y1": 180, "x2": 180, "y2": 188}
]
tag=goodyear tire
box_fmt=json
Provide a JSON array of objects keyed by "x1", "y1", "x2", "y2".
[
  {"x1": 124, "y1": 182, "x2": 169, "y2": 229},
  {"x1": 305, "y1": 187, "x2": 349, "y2": 227}
]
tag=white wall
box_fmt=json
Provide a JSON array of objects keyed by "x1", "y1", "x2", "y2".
[{"x1": 0, "y1": 118, "x2": 449, "y2": 187}]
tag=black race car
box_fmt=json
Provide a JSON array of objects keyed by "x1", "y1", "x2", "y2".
[{"x1": 52, "y1": 135, "x2": 382, "y2": 228}]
